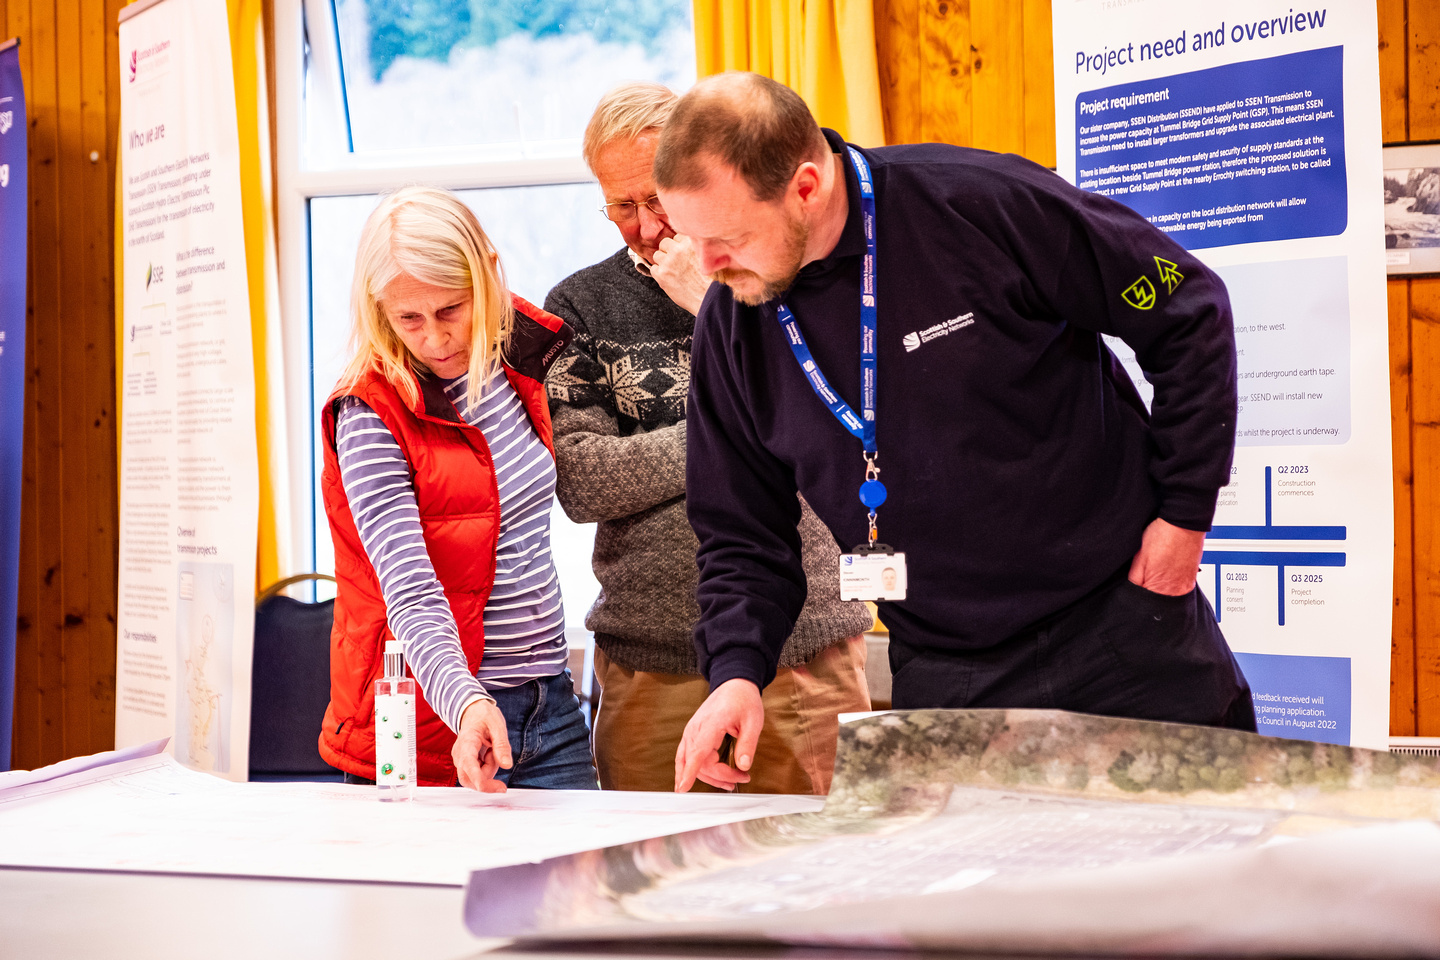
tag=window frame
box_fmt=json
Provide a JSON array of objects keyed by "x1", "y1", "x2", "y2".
[{"x1": 273, "y1": 0, "x2": 597, "y2": 578}]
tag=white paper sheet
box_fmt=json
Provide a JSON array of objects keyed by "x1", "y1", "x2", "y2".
[
  {"x1": 0, "y1": 753, "x2": 820, "y2": 886},
  {"x1": 0, "y1": 738, "x2": 167, "y2": 794}
]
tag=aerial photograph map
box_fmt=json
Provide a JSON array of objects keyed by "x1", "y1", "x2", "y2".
[{"x1": 467, "y1": 709, "x2": 1440, "y2": 956}]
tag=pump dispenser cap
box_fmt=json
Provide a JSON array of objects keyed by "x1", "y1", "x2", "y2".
[{"x1": 382, "y1": 640, "x2": 406, "y2": 680}]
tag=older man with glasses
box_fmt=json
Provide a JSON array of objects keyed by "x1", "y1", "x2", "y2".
[{"x1": 543, "y1": 81, "x2": 873, "y2": 795}]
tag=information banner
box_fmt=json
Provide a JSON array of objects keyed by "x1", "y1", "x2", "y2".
[
  {"x1": 116, "y1": 0, "x2": 258, "y2": 779},
  {"x1": 0, "y1": 38, "x2": 27, "y2": 772},
  {"x1": 1054, "y1": 2, "x2": 1391, "y2": 748}
]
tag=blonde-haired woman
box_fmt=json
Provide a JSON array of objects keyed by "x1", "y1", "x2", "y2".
[{"x1": 317, "y1": 185, "x2": 596, "y2": 792}]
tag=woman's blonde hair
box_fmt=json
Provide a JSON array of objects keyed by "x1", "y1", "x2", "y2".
[{"x1": 340, "y1": 185, "x2": 513, "y2": 409}]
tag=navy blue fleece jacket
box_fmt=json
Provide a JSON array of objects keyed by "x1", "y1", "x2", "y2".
[{"x1": 687, "y1": 130, "x2": 1237, "y2": 692}]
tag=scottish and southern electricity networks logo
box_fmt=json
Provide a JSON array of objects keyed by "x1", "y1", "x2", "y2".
[
  {"x1": 902, "y1": 312, "x2": 975, "y2": 352},
  {"x1": 128, "y1": 41, "x2": 171, "y2": 85},
  {"x1": 0, "y1": 111, "x2": 12, "y2": 135},
  {"x1": 0, "y1": 164, "x2": 8, "y2": 189}
]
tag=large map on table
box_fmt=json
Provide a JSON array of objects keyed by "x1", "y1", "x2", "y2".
[
  {"x1": 465, "y1": 710, "x2": 1440, "y2": 956},
  {"x1": 0, "y1": 744, "x2": 818, "y2": 886}
]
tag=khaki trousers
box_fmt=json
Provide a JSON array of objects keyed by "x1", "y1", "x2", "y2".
[{"x1": 591, "y1": 636, "x2": 870, "y2": 795}]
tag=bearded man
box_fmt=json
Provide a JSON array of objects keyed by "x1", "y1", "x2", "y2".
[
  {"x1": 543, "y1": 82, "x2": 874, "y2": 794},
  {"x1": 656, "y1": 72, "x2": 1256, "y2": 793}
]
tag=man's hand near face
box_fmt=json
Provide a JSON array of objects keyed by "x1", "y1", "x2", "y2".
[{"x1": 649, "y1": 235, "x2": 712, "y2": 316}]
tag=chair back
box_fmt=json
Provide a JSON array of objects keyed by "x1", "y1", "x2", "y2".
[{"x1": 249, "y1": 574, "x2": 337, "y2": 780}]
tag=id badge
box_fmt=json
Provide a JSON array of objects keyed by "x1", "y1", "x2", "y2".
[{"x1": 839, "y1": 546, "x2": 907, "y2": 601}]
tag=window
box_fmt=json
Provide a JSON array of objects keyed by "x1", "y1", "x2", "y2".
[
  {"x1": 276, "y1": 0, "x2": 696, "y2": 644},
  {"x1": 331, "y1": 0, "x2": 693, "y2": 156}
]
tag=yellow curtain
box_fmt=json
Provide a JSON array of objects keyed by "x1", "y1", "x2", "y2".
[
  {"x1": 693, "y1": 0, "x2": 886, "y2": 146},
  {"x1": 228, "y1": 0, "x2": 288, "y2": 594},
  {"x1": 114, "y1": 0, "x2": 287, "y2": 594}
]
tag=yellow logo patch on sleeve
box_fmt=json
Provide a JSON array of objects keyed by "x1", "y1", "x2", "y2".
[
  {"x1": 1122, "y1": 275, "x2": 1157, "y2": 310},
  {"x1": 1154, "y1": 256, "x2": 1185, "y2": 294}
]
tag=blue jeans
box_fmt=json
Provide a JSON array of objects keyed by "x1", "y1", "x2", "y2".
[{"x1": 489, "y1": 670, "x2": 598, "y2": 790}]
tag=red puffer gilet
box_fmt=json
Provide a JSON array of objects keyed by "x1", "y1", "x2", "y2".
[{"x1": 317, "y1": 295, "x2": 572, "y2": 786}]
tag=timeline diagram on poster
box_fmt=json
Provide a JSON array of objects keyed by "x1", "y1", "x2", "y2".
[{"x1": 1057, "y1": 1, "x2": 1390, "y2": 748}]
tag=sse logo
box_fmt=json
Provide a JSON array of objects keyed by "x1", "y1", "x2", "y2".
[{"x1": 129, "y1": 50, "x2": 137, "y2": 82}]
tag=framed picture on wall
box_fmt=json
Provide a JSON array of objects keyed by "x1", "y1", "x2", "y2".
[{"x1": 1384, "y1": 141, "x2": 1440, "y2": 276}]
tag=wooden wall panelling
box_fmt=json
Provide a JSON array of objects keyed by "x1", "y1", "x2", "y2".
[
  {"x1": 82, "y1": 0, "x2": 119, "y2": 752},
  {"x1": 1411, "y1": 2, "x2": 1440, "y2": 736},
  {"x1": 968, "y1": 0, "x2": 1023, "y2": 155},
  {"x1": 1377, "y1": 0, "x2": 1408, "y2": 142},
  {"x1": 1410, "y1": 1, "x2": 1440, "y2": 137},
  {"x1": 918, "y1": 0, "x2": 970, "y2": 145},
  {"x1": 8, "y1": 0, "x2": 118, "y2": 769},
  {"x1": 26, "y1": 0, "x2": 68, "y2": 768},
  {"x1": 874, "y1": 0, "x2": 921, "y2": 145},
  {"x1": 874, "y1": 0, "x2": 1055, "y2": 162},
  {"x1": 1020, "y1": 0, "x2": 1054, "y2": 168},
  {"x1": 1388, "y1": 278, "x2": 1417, "y2": 736},
  {"x1": 1412, "y1": 275, "x2": 1440, "y2": 735},
  {"x1": 57, "y1": 0, "x2": 93, "y2": 756}
]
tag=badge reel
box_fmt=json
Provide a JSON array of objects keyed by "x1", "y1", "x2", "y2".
[{"x1": 838, "y1": 462, "x2": 907, "y2": 602}]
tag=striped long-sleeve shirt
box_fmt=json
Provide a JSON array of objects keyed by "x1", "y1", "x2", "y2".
[{"x1": 333, "y1": 371, "x2": 569, "y2": 731}]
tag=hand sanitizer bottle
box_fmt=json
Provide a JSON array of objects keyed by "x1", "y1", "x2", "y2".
[{"x1": 374, "y1": 639, "x2": 417, "y2": 802}]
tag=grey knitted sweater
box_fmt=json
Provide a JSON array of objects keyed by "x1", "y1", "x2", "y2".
[{"x1": 544, "y1": 248, "x2": 872, "y2": 676}]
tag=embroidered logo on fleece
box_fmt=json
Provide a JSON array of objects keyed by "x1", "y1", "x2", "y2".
[
  {"x1": 902, "y1": 312, "x2": 975, "y2": 352},
  {"x1": 1123, "y1": 256, "x2": 1185, "y2": 311},
  {"x1": 1154, "y1": 256, "x2": 1185, "y2": 294},
  {"x1": 1122, "y1": 276, "x2": 1157, "y2": 310}
]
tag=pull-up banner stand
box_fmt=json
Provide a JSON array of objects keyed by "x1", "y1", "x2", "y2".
[
  {"x1": 1053, "y1": 1, "x2": 1391, "y2": 749},
  {"x1": 115, "y1": 0, "x2": 259, "y2": 780},
  {"x1": 0, "y1": 37, "x2": 27, "y2": 773}
]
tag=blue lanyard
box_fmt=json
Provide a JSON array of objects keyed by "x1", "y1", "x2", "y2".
[{"x1": 776, "y1": 147, "x2": 888, "y2": 544}]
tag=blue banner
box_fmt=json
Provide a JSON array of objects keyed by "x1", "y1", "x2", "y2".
[
  {"x1": 0, "y1": 40, "x2": 27, "y2": 772},
  {"x1": 1233, "y1": 652, "x2": 1351, "y2": 745},
  {"x1": 1074, "y1": 46, "x2": 1347, "y2": 250}
]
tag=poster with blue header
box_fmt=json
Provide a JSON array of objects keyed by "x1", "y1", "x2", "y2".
[
  {"x1": 0, "y1": 38, "x2": 27, "y2": 772},
  {"x1": 1053, "y1": 2, "x2": 1391, "y2": 749}
]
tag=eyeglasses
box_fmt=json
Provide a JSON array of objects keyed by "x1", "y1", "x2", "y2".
[{"x1": 600, "y1": 195, "x2": 666, "y2": 223}]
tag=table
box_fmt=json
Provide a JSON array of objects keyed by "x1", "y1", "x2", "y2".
[{"x1": 0, "y1": 868, "x2": 493, "y2": 960}]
